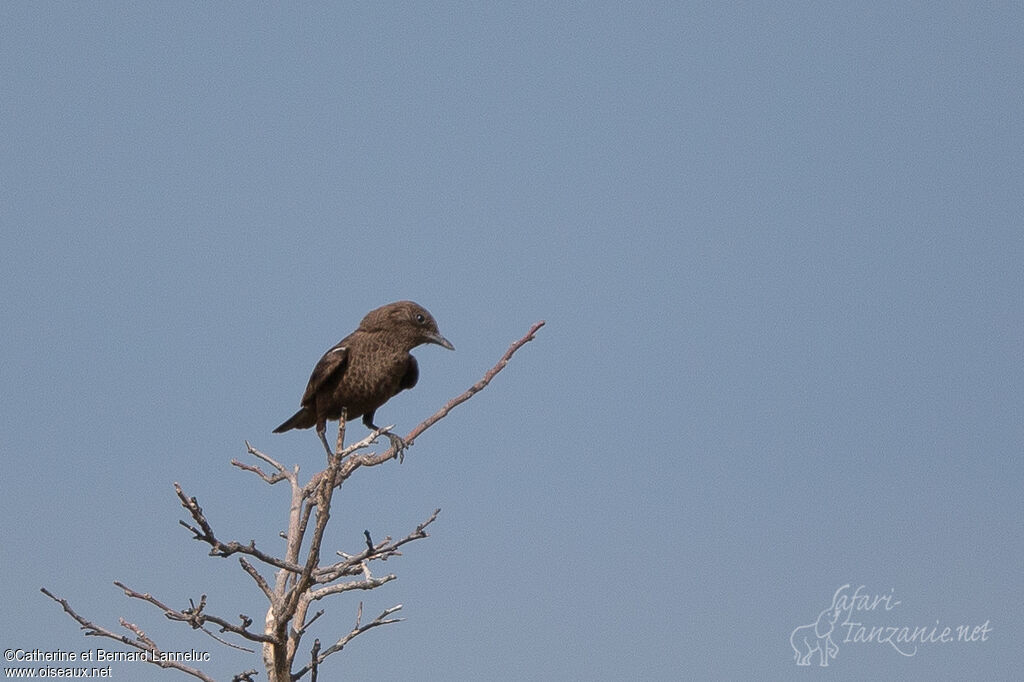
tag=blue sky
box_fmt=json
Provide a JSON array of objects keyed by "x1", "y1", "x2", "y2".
[{"x1": 2, "y1": 3, "x2": 1021, "y2": 680}]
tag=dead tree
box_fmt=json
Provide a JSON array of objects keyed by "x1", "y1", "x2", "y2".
[{"x1": 43, "y1": 321, "x2": 544, "y2": 681}]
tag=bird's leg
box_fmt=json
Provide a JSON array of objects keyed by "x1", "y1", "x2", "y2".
[
  {"x1": 363, "y1": 413, "x2": 407, "y2": 463},
  {"x1": 316, "y1": 423, "x2": 333, "y2": 458}
]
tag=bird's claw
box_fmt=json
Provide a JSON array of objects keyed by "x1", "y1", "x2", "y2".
[{"x1": 385, "y1": 432, "x2": 408, "y2": 463}]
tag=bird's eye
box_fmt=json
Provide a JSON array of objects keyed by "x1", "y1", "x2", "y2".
[{"x1": 416, "y1": 313, "x2": 425, "y2": 324}]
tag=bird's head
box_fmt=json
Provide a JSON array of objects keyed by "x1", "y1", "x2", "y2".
[{"x1": 360, "y1": 301, "x2": 455, "y2": 351}]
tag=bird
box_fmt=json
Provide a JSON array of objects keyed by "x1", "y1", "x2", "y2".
[{"x1": 273, "y1": 301, "x2": 454, "y2": 458}]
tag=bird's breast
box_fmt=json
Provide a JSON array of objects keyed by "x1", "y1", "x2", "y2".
[{"x1": 331, "y1": 351, "x2": 409, "y2": 412}]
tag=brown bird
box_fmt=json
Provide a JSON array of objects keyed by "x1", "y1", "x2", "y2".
[{"x1": 273, "y1": 301, "x2": 454, "y2": 457}]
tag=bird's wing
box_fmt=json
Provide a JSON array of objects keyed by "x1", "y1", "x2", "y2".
[
  {"x1": 300, "y1": 344, "x2": 348, "y2": 405},
  {"x1": 399, "y1": 355, "x2": 419, "y2": 391}
]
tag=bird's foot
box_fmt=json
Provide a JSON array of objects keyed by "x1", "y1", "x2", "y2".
[{"x1": 384, "y1": 432, "x2": 408, "y2": 463}]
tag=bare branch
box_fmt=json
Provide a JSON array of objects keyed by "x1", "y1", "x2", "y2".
[
  {"x1": 316, "y1": 508, "x2": 441, "y2": 583},
  {"x1": 40, "y1": 588, "x2": 217, "y2": 682},
  {"x1": 309, "y1": 638, "x2": 321, "y2": 682},
  {"x1": 41, "y1": 587, "x2": 135, "y2": 645},
  {"x1": 244, "y1": 441, "x2": 290, "y2": 475},
  {"x1": 239, "y1": 557, "x2": 274, "y2": 601},
  {"x1": 231, "y1": 459, "x2": 287, "y2": 484},
  {"x1": 174, "y1": 482, "x2": 304, "y2": 574},
  {"x1": 407, "y1": 319, "x2": 544, "y2": 446},
  {"x1": 113, "y1": 581, "x2": 276, "y2": 645},
  {"x1": 112, "y1": 581, "x2": 175, "y2": 611},
  {"x1": 309, "y1": 574, "x2": 396, "y2": 601},
  {"x1": 270, "y1": 428, "x2": 348, "y2": 679},
  {"x1": 199, "y1": 627, "x2": 255, "y2": 653},
  {"x1": 291, "y1": 603, "x2": 405, "y2": 681},
  {"x1": 296, "y1": 609, "x2": 325, "y2": 637},
  {"x1": 300, "y1": 423, "x2": 395, "y2": 498}
]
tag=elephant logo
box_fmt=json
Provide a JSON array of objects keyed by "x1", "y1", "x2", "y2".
[{"x1": 790, "y1": 603, "x2": 842, "y2": 667}]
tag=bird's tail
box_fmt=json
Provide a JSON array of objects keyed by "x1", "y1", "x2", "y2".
[{"x1": 273, "y1": 408, "x2": 316, "y2": 433}]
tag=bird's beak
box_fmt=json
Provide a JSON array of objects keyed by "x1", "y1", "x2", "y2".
[{"x1": 428, "y1": 332, "x2": 455, "y2": 351}]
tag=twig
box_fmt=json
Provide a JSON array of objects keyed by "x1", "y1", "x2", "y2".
[
  {"x1": 295, "y1": 609, "x2": 325, "y2": 637},
  {"x1": 233, "y1": 442, "x2": 295, "y2": 484},
  {"x1": 291, "y1": 603, "x2": 404, "y2": 680},
  {"x1": 174, "y1": 482, "x2": 304, "y2": 574},
  {"x1": 239, "y1": 557, "x2": 274, "y2": 602},
  {"x1": 309, "y1": 638, "x2": 321, "y2": 682},
  {"x1": 39, "y1": 588, "x2": 217, "y2": 682},
  {"x1": 113, "y1": 582, "x2": 273, "y2": 646},
  {"x1": 316, "y1": 508, "x2": 441, "y2": 583},
  {"x1": 407, "y1": 319, "x2": 545, "y2": 446},
  {"x1": 244, "y1": 441, "x2": 290, "y2": 474}
]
